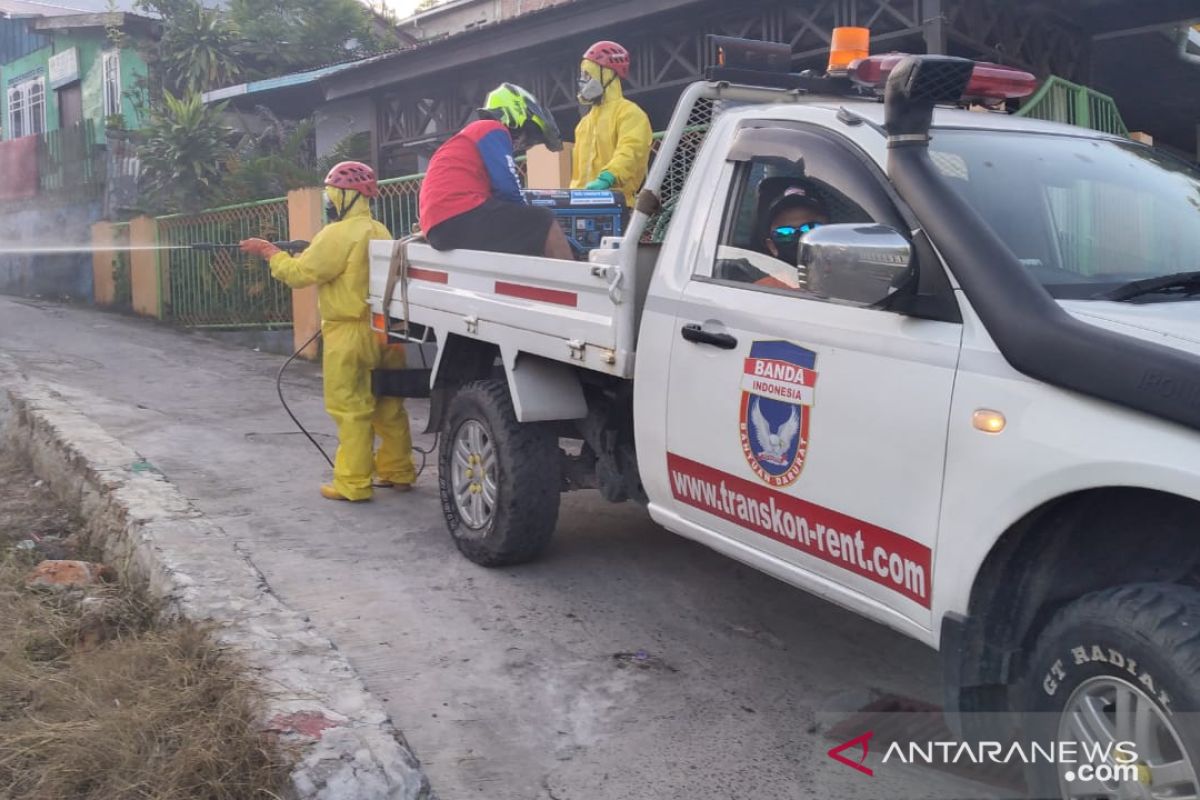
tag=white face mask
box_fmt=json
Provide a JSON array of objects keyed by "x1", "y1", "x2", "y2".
[{"x1": 577, "y1": 74, "x2": 604, "y2": 104}]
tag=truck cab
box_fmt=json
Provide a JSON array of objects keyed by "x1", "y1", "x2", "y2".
[{"x1": 371, "y1": 46, "x2": 1200, "y2": 796}]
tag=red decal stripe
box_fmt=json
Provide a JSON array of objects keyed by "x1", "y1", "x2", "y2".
[
  {"x1": 494, "y1": 281, "x2": 578, "y2": 307},
  {"x1": 666, "y1": 453, "x2": 931, "y2": 607},
  {"x1": 408, "y1": 267, "x2": 449, "y2": 284}
]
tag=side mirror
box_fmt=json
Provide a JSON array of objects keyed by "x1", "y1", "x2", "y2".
[{"x1": 800, "y1": 223, "x2": 912, "y2": 306}]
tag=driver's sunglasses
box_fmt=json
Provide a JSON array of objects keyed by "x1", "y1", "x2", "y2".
[{"x1": 770, "y1": 221, "x2": 822, "y2": 243}]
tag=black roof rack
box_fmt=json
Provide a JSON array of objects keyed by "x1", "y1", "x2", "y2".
[{"x1": 704, "y1": 35, "x2": 858, "y2": 95}]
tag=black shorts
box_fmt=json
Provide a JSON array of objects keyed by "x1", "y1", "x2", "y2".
[{"x1": 426, "y1": 198, "x2": 556, "y2": 256}]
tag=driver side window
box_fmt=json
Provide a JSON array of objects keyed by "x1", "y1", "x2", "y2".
[{"x1": 707, "y1": 125, "x2": 913, "y2": 309}]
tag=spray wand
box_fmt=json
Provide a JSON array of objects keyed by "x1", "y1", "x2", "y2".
[{"x1": 192, "y1": 240, "x2": 311, "y2": 256}]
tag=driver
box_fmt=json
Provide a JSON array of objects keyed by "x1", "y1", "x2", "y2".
[{"x1": 753, "y1": 179, "x2": 829, "y2": 289}]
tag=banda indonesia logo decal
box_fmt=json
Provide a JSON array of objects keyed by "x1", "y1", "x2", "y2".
[{"x1": 739, "y1": 341, "x2": 817, "y2": 487}]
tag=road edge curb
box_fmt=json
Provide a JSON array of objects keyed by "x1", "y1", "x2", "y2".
[{"x1": 0, "y1": 371, "x2": 434, "y2": 800}]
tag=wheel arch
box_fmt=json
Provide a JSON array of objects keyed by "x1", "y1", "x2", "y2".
[
  {"x1": 947, "y1": 487, "x2": 1200, "y2": 716},
  {"x1": 427, "y1": 334, "x2": 501, "y2": 434}
]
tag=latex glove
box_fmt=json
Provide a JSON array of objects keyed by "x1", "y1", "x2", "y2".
[
  {"x1": 239, "y1": 238, "x2": 281, "y2": 259},
  {"x1": 585, "y1": 170, "x2": 616, "y2": 191}
]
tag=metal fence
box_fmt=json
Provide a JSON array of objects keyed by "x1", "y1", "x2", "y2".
[
  {"x1": 155, "y1": 197, "x2": 292, "y2": 328},
  {"x1": 38, "y1": 121, "x2": 105, "y2": 196},
  {"x1": 375, "y1": 173, "x2": 423, "y2": 239},
  {"x1": 1017, "y1": 76, "x2": 1129, "y2": 137}
]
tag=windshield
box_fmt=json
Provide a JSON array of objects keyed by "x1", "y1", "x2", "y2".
[{"x1": 927, "y1": 130, "x2": 1200, "y2": 299}]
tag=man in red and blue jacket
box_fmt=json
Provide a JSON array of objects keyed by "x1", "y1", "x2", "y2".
[{"x1": 419, "y1": 83, "x2": 573, "y2": 259}]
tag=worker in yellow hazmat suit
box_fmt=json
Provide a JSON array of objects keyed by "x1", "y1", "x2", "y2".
[
  {"x1": 240, "y1": 161, "x2": 415, "y2": 502},
  {"x1": 570, "y1": 41, "x2": 653, "y2": 208}
]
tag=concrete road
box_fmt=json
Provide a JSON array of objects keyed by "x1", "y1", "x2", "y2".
[{"x1": 0, "y1": 298, "x2": 956, "y2": 800}]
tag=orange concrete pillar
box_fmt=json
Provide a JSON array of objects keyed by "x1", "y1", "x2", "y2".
[
  {"x1": 128, "y1": 215, "x2": 161, "y2": 318},
  {"x1": 525, "y1": 142, "x2": 574, "y2": 189},
  {"x1": 91, "y1": 221, "x2": 115, "y2": 306},
  {"x1": 287, "y1": 187, "x2": 325, "y2": 359}
]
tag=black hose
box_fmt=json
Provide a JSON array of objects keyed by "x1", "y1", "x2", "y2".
[
  {"x1": 276, "y1": 328, "x2": 439, "y2": 479},
  {"x1": 276, "y1": 328, "x2": 333, "y2": 468}
]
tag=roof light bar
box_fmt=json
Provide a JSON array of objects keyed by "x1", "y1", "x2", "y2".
[{"x1": 850, "y1": 53, "x2": 1038, "y2": 101}]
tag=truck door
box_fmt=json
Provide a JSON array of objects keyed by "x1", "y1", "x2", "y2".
[{"x1": 662, "y1": 122, "x2": 962, "y2": 629}]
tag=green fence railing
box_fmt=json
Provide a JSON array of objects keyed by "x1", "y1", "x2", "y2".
[
  {"x1": 156, "y1": 197, "x2": 292, "y2": 328},
  {"x1": 1017, "y1": 75, "x2": 1129, "y2": 137},
  {"x1": 375, "y1": 172, "x2": 424, "y2": 239}
]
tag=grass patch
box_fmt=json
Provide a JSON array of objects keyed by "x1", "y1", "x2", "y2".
[{"x1": 0, "y1": 455, "x2": 291, "y2": 800}]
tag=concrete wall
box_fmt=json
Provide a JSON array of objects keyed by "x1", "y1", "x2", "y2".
[
  {"x1": 398, "y1": 0, "x2": 573, "y2": 40},
  {"x1": 314, "y1": 94, "x2": 375, "y2": 160},
  {"x1": 400, "y1": 0, "x2": 500, "y2": 39},
  {"x1": 0, "y1": 195, "x2": 99, "y2": 300}
]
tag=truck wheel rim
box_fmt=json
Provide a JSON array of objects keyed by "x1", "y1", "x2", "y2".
[
  {"x1": 1056, "y1": 675, "x2": 1196, "y2": 799},
  {"x1": 451, "y1": 419, "x2": 497, "y2": 530}
]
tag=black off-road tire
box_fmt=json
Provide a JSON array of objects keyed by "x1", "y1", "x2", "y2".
[
  {"x1": 1020, "y1": 583, "x2": 1200, "y2": 798},
  {"x1": 438, "y1": 379, "x2": 561, "y2": 566}
]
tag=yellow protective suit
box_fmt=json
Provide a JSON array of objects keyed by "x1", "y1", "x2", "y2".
[
  {"x1": 570, "y1": 61, "x2": 653, "y2": 208},
  {"x1": 268, "y1": 188, "x2": 415, "y2": 501}
]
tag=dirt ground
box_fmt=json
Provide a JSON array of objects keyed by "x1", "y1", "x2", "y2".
[{"x1": 0, "y1": 452, "x2": 291, "y2": 800}]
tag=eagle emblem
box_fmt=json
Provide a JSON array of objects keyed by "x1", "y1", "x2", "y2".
[{"x1": 738, "y1": 341, "x2": 817, "y2": 487}]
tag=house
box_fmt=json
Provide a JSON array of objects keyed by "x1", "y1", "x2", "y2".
[
  {"x1": 204, "y1": 0, "x2": 582, "y2": 175},
  {"x1": 1, "y1": 3, "x2": 155, "y2": 144},
  {"x1": 204, "y1": 0, "x2": 1200, "y2": 180},
  {"x1": 0, "y1": 0, "x2": 155, "y2": 301}
]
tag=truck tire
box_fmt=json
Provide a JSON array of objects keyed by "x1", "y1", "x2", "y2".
[
  {"x1": 437, "y1": 379, "x2": 560, "y2": 566},
  {"x1": 1020, "y1": 583, "x2": 1200, "y2": 799}
]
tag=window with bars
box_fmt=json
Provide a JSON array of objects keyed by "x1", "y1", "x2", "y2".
[
  {"x1": 103, "y1": 51, "x2": 121, "y2": 118},
  {"x1": 6, "y1": 77, "x2": 46, "y2": 139}
]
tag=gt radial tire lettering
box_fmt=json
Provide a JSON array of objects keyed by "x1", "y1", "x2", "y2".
[{"x1": 667, "y1": 453, "x2": 931, "y2": 607}]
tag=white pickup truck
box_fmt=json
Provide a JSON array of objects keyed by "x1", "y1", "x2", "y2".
[{"x1": 371, "y1": 48, "x2": 1200, "y2": 794}]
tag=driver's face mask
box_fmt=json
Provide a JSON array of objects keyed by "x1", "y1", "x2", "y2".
[
  {"x1": 577, "y1": 60, "x2": 607, "y2": 105},
  {"x1": 773, "y1": 240, "x2": 800, "y2": 266}
]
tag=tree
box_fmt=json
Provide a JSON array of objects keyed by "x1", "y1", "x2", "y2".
[
  {"x1": 218, "y1": 109, "x2": 322, "y2": 203},
  {"x1": 157, "y1": 3, "x2": 243, "y2": 95},
  {"x1": 229, "y1": 0, "x2": 386, "y2": 77},
  {"x1": 134, "y1": 0, "x2": 243, "y2": 98},
  {"x1": 139, "y1": 91, "x2": 232, "y2": 212}
]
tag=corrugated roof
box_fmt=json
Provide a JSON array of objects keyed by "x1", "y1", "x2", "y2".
[
  {"x1": 0, "y1": 0, "x2": 140, "y2": 14},
  {"x1": 201, "y1": 52, "x2": 396, "y2": 104}
]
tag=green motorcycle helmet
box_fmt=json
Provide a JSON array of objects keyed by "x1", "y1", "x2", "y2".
[{"x1": 479, "y1": 83, "x2": 563, "y2": 152}]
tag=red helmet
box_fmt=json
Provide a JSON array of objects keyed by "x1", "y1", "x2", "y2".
[
  {"x1": 324, "y1": 160, "x2": 379, "y2": 198},
  {"x1": 583, "y1": 40, "x2": 630, "y2": 80}
]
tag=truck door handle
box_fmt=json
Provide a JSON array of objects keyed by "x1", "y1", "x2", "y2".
[{"x1": 680, "y1": 323, "x2": 738, "y2": 350}]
